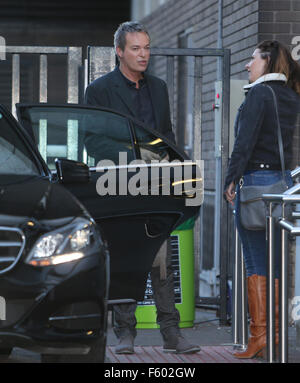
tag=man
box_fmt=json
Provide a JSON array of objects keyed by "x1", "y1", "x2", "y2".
[{"x1": 84, "y1": 21, "x2": 200, "y2": 355}]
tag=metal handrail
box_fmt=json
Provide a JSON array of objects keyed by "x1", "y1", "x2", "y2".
[
  {"x1": 232, "y1": 166, "x2": 300, "y2": 363},
  {"x1": 262, "y1": 166, "x2": 300, "y2": 363},
  {"x1": 231, "y1": 218, "x2": 248, "y2": 350},
  {"x1": 291, "y1": 167, "x2": 300, "y2": 179}
]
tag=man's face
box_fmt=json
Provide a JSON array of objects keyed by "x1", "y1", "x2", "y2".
[{"x1": 117, "y1": 32, "x2": 150, "y2": 74}]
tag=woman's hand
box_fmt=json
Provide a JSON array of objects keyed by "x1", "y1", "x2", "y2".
[{"x1": 225, "y1": 181, "x2": 236, "y2": 206}]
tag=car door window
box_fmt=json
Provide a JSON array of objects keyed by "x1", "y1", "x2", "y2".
[
  {"x1": 131, "y1": 121, "x2": 183, "y2": 162},
  {"x1": 17, "y1": 106, "x2": 135, "y2": 169},
  {"x1": 0, "y1": 111, "x2": 39, "y2": 175}
]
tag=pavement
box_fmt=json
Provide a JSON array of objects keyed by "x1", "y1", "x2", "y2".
[
  {"x1": 3, "y1": 307, "x2": 300, "y2": 364},
  {"x1": 105, "y1": 308, "x2": 261, "y2": 364},
  {"x1": 106, "y1": 308, "x2": 300, "y2": 364}
]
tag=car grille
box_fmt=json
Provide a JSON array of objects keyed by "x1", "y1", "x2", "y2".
[{"x1": 0, "y1": 227, "x2": 25, "y2": 274}]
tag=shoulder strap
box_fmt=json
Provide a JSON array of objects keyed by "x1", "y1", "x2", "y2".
[{"x1": 264, "y1": 84, "x2": 285, "y2": 180}]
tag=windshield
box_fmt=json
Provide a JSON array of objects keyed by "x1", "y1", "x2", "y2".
[{"x1": 0, "y1": 111, "x2": 40, "y2": 176}]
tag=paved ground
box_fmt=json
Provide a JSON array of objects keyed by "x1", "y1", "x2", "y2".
[
  {"x1": 105, "y1": 308, "x2": 261, "y2": 363},
  {"x1": 1, "y1": 308, "x2": 300, "y2": 363},
  {"x1": 106, "y1": 345, "x2": 261, "y2": 363}
]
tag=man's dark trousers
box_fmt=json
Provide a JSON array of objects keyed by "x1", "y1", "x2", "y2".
[{"x1": 113, "y1": 240, "x2": 180, "y2": 340}]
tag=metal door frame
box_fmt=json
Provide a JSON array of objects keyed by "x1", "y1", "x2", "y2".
[
  {"x1": 87, "y1": 46, "x2": 231, "y2": 324},
  {"x1": 7, "y1": 45, "x2": 82, "y2": 116}
]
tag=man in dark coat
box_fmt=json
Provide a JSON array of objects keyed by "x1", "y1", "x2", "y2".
[
  {"x1": 84, "y1": 21, "x2": 200, "y2": 355},
  {"x1": 84, "y1": 64, "x2": 175, "y2": 143}
]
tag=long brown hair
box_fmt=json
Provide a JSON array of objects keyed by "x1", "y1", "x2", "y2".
[{"x1": 257, "y1": 40, "x2": 300, "y2": 95}]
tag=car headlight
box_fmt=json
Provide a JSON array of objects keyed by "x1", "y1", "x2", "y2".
[{"x1": 26, "y1": 218, "x2": 95, "y2": 267}]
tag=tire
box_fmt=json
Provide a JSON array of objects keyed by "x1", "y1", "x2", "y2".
[{"x1": 41, "y1": 337, "x2": 106, "y2": 363}]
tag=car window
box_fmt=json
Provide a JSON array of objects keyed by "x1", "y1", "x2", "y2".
[
  {"x1": 0, "y1": 111, "x2": 39, "y2": 175},
  {"x1": 132, "y1": 121, "x2": 182, "y2": 162},
  {"x1": 18, "y1": 106, "x2": 135, "y2": 169}
]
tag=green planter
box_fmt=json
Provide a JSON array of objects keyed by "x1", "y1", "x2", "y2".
[{"x1": 135, "y1": 226, "x2": 195, "y2": 329}]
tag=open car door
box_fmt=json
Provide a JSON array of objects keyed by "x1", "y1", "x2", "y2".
[{"x1": 16, "y1": 104, "x2": 203, "y2": 302}]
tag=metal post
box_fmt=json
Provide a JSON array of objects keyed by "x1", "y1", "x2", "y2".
[
  {"x1": 240, "y1": 247, "x2": 248, "y2": 348},
  {"x1": 39, "y1": 54, "x2": 48, "y2": 102},
  {"x1": 232, "y1": 221, "x2": 248, "y2": 349},
  {"x1": 166, "y1": 56, "x2": 175, "y2": 124},
  {"x1": 12, "y1": 54, "x2": 20, "y2": 118},
  {"x1": 193, "y1": 56, "x2": 202, "y2": 164},
  {"x1": 38, "y1": 54, "x2": 48, "y2": 161},
  {"x1": 87, "y1": 46, "x2": 115, "y2": 85},
  {"x1": 214, "y1": 0, "x2": 223, "y2": 304},
  {"x1": 266, "y1": 202, "x2": 276, "y2": 363},
  {"x1": 233, "y1": 223, "x2": 240, "y2": 345},
  {"x1": 279, "y1": 222, "x2": 289, "y2": 363},
  {"x1": 67, "y1": 47, "x2": 82, "y2": 104},
  {"x1": 193, "y1": 56, "x2": 202, "y2": 301},
  {"x1": 219, "y1": 48, "x2": 231, "y2": 325},
  {"x1": 84, "y1": 58, "x2": 88, "y2": 92}
]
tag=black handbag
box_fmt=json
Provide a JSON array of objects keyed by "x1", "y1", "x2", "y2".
[{"x1": 239, "y1": 84, "x2": 291, "y2": 231}]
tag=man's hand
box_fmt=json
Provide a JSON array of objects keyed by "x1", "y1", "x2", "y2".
[
  {"x1": 225, "y1": 181, "x2": 236, "y2": 206},
  {"x1": 140, "y1": 147, "x2": 169, "y2": 162}
]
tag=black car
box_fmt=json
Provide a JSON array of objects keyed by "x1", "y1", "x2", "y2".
[{"x1": 0, "y1": 103, "x2": 202, "y2": 362}]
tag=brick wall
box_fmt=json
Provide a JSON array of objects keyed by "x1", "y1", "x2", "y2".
[{"x1": 259, "y1": 0, "x2": 300, "y2": 46}]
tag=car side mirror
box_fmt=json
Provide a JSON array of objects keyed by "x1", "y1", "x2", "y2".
[{"x1": 55, "y1": 158, "x2": 90, "y2": 184}]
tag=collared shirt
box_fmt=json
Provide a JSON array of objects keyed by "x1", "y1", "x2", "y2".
[{"x1": 117, "y1": 66, "x2": 156, "y2": 131}]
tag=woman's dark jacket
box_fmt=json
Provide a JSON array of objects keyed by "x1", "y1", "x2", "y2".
[{"x1": 224, "y1": 79, "x2": 300, "y2": 191}]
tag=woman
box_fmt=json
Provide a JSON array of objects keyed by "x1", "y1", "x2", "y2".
[{"x1": 224, "y1": 40, "x2": 300, "y2": 359}]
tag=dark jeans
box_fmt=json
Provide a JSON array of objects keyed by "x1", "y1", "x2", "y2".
[
  {"x1": 113, "y1": 241, "x2": 180, "y2": 339},
  {"x1": 235, "y1": 170, "x2": 293, "y2": 278}
]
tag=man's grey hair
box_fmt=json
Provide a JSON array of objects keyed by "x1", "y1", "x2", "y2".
[{"x1": 114, "y1": 21, "x2": 150, "y2": 53}]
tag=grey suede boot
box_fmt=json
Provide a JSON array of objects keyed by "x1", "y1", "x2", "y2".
[
  {"x1": 115, "y1": 335, "x2": 135, "y2": 354},
  {"x1": 162, "y1": 327, "x2": 201, "y2": 354}
]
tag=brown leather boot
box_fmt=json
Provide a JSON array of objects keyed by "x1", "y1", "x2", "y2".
[
  {"x1": 252, "y1": 278, "x2": 279, "y2": 360},
  {"x1": 233, "y1": 274, "x2": 267, "y2": 359}
]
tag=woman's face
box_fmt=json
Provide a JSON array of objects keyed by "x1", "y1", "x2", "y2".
[{"x1": 245, "y1": 49, "x2": 268, "y2": 83}]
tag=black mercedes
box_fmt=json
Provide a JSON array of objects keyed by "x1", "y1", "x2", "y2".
[{"x1": 0, "y1": 103, "x2": 202, "y2": 362}]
